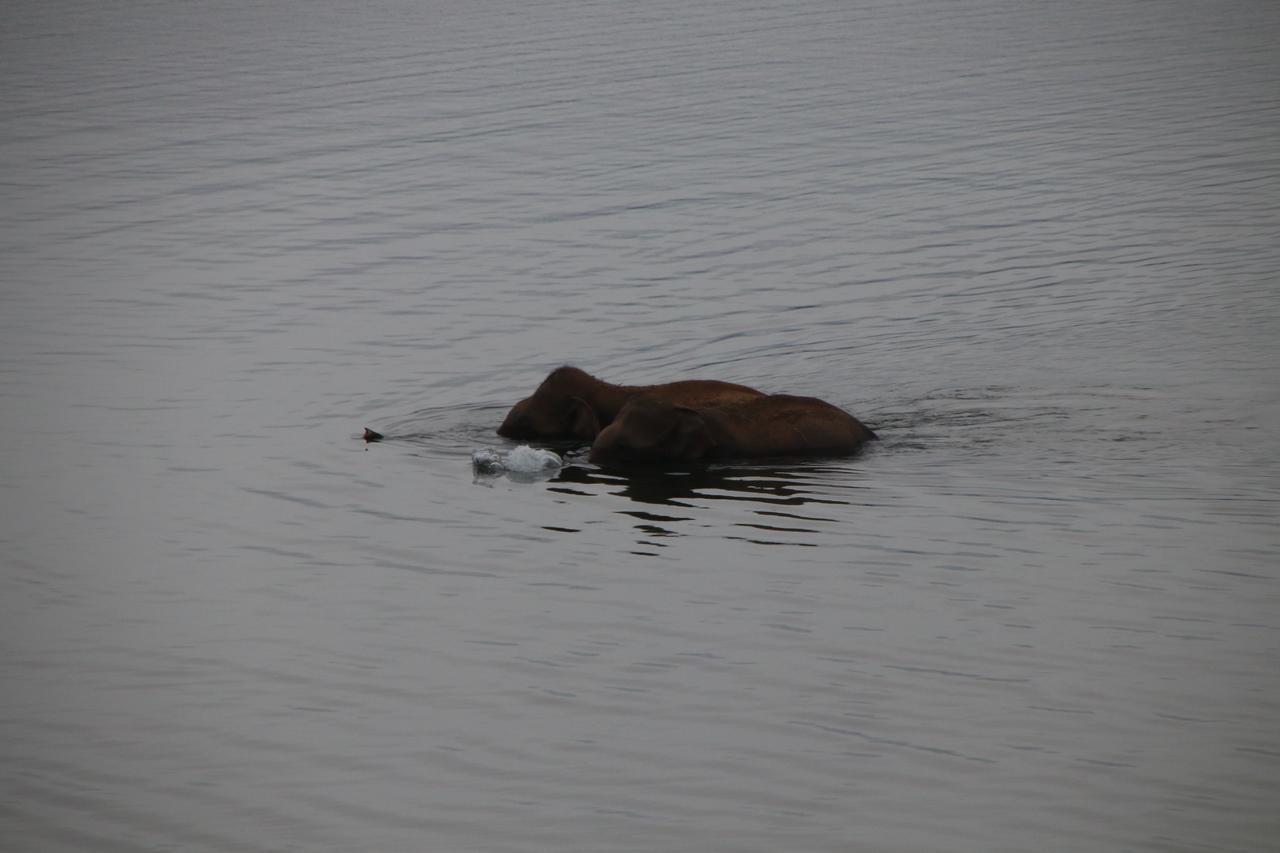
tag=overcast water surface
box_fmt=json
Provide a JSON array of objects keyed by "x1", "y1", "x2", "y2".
[{"x1": 2, "y1": 1, "x2": 1279, "y2": 851}]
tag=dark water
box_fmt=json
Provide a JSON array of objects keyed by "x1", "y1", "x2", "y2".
[{"x1": 3, "y1": 1, "x2": 1279, "y2": 850}]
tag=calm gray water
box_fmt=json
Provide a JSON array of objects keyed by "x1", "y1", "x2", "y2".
[{"x1": 2, "y1": 0, "x2": 1279, "y2": 850}]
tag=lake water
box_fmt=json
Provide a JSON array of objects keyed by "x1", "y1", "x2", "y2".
[{"x1": 2, "y1": 0, "x2": 1278, "y2": 850}]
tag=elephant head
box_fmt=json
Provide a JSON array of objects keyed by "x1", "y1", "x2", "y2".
[
  {"x1": 588, "y1": 396, "x2": 715, "y2": 465},
  {"x1": 498, "y1": 392, "x2": 600, "y2": 441}
]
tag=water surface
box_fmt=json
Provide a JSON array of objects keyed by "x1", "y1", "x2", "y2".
[{"x1": 2, "y1": 1, "x2": 1278, "y2": 851}]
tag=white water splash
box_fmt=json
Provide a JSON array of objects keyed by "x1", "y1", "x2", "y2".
[{"x1": 472, "y1": 445, "x2": 563, "y2": 480}]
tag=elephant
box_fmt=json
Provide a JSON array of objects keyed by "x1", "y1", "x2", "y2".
[
  {"x1": 588, "y1": 393, "x2": 876, "y2": 465},
  {"x1": 497, "y1": 366, "x2": 765, "y2": 441}
]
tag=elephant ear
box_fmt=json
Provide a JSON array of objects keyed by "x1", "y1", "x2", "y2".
[
  {"x1": 566, "y1": 396, "x2": 602, "y2": 441},
  {"x1": 669, "y1": 407, "x2": 714, "y2": 460}
]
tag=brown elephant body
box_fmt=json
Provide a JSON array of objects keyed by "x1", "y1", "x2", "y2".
[
  {"x1": 497, "y1": 366, "x2": 765, "y2": 441},
  {"x1": 589, "y1": 394, "x2": 876, "y2": 464}
]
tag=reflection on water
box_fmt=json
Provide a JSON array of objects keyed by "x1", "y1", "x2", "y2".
[{"x1": 552, "y1": 460, "x2": 861, "y2": 544}]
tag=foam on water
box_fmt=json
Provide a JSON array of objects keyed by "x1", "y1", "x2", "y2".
[{"x1": 472, "y1": 445, "x2": 563, "y2": 479}]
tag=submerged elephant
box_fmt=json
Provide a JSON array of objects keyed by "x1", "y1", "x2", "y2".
[
  {"x1": 588, "y1": 394, "x2": 876, "y2": 465},
  {"x1": 497, "y1": 366, "x2": 765, "y2": 441}
]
